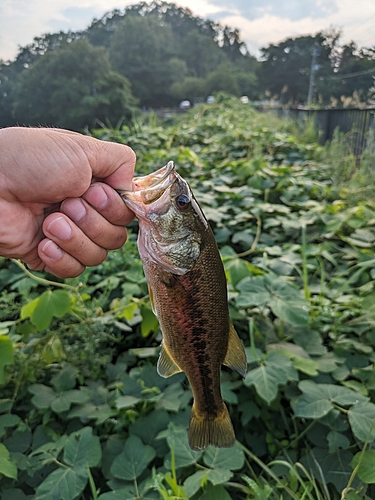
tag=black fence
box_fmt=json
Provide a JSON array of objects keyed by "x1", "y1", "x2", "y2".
[{"x1": 283, "y1": 107, "x2": 375, "y2": 156}]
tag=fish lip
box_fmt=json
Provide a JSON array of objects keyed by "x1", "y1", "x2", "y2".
[
  {"x1": 118, "y1": 161, "x2": 176, "y2": 215},
  {"x1": 120, "y1": 161, "x2": 175, "y2": 195}
]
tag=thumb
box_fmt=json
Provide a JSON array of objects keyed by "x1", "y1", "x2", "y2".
[{"x1": 88, "y1": 137, "x2": 136, "y2": 190}]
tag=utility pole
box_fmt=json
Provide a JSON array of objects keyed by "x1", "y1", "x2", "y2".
[{"x1": 307, "y1": 47, "x2": 319, "y2": 105}]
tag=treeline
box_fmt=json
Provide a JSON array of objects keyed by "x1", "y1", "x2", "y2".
[{"x1": 0, "y1": 0, "x2": 374, "y2": 131}]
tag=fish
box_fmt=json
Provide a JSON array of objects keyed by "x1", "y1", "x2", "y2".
[{"x1": 119, "y1": 161, "x2": 247, "y2": 451}]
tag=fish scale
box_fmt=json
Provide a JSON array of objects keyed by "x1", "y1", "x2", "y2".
[{"x1": 119, "y1": 161, "x2": 247, "y2": 450}]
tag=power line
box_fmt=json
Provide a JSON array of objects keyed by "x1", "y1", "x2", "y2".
[{"x1": 329, "y1": 67, "x2": 375, "y2": 80}]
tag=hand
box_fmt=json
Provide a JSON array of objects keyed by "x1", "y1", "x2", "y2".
[{"x1": 0, "y1": 127, "x2": 136, "y2": 278}]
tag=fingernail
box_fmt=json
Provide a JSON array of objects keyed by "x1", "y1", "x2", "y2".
[
  {"x1": 85, "y1": 185, "x2": 108, "y2": 210},
  {"x1": 41, "y1": 240, "x2": 64, "y2": 260},
  {"x1": 47, "y1": 217, "x2": 72, "y2": 240},
  {"x1": 63, "y1": 198, "x2": 86, "y2": 222}
]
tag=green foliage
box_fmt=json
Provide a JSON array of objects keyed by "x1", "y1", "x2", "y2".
[
  {"x1": 12, "y1": 39, "x2": 137, "y2": 130},
  {"x1": 1, "y1": 101, "x2": 375, "y2": 498}
]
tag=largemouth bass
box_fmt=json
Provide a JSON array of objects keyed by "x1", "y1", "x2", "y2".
[{"x1": 120, "y1": 161, "x2": 247, "y2": 450}]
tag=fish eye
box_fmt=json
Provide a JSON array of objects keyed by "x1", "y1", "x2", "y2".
[{"x1": 176, "y1": 194, "x2": 191, "y2": 211}]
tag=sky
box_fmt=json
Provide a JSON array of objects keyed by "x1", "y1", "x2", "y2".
[{"x1": 1, "y1": 0, "x2": 375, "y2": 62}]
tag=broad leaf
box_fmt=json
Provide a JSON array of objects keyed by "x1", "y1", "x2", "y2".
[
  {"x1": 0, "y1": 335, "x2": 14, "y2": 384},
  {"x1": 245, "y1": 352, "x2": 298, "y2": 404},
  {"x1": 34, "y1": 465, "x2": 87, "y2": 500},
  {"x1": 63, "y1": 426, "x2": 101, "y2": 468},
  {"x1": 0, "y1": 443, "x2": 17, "y2": 479},
  {"x1": 203, "y1": 446, "x2": 244, "y2": 471},
  {"x1": 23, "y1": 290, "x2": 71, "y2": 331},
  {"x1": 348, "y1": 401, "x2": 375, "y2": 443},
  {"x1": 351, "y1": 450, "x2": 375, "y2": 483},
  {"x1": 166, "y1": 427, "x2": 203, "y2": 469},
  {"x1": 110, "y1": 435, "x2": 155, "y2": 480}
]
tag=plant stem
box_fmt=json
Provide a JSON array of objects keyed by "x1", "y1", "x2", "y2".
[
  {"x1": 10, "y1": 259, "x2": 78, "y2": 292},
  {"x1": 87, "y1": 467, "x2": 98, "y2": 500}
]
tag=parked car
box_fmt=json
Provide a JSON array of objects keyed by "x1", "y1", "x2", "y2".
[{"x1": 179, "y1": 100, "x2": 191, "y2": 110}]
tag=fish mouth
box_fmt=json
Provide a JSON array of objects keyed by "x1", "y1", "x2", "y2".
[{"x1": 119, "y1": 161, "x2": 176, "y2": 213}]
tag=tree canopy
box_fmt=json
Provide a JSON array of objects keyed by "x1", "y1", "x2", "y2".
[
  {"x1": 12, "y1": 40, "x2": 137, "y2": 130},
  {"x1": 0, "y1": 2, "x2": 374, "y2": 130}
]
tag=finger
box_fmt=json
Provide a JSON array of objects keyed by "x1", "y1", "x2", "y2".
[
  {"x1": 60, "y1": 196, "x2": 128, "y2": 250},
  {"x1": 42, "y1": 213, "x2": 108, "y2": 267},
  {"x1": 89, "y1": 139, "x2": 136, "y2": 189},
  {"x1": 38, "y1": 239, "x2": 85, "y2": 278},
  {"x1": 82, "y1": 182, "x2": 134, "y2": 226}
]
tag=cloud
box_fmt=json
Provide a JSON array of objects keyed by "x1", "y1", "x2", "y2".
[
  {"x1": 207, "y1": 0, "x2": 339, "y2": 21},
  {"x1": 47, "y1": 6, "x2": 99, "y2": 33}
]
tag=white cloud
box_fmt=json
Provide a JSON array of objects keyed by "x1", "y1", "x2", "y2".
[{"x1": 0, "y1": 0, "x2": 374, "y2": 62}]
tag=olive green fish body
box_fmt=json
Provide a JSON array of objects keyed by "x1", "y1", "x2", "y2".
[
  {"x1": 120, "y1": 162, "x2": 246, "y2": 450},
  {"x1": 143, "y1": 230, "x2": 233, "y2": 448}
]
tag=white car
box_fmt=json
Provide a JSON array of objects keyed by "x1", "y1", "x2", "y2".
[{"x1": 179, "y1": 100, "x2": 191, "y2": 109}]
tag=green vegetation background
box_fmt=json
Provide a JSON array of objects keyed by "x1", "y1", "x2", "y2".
[
  {"x1": 1, "y1": 1, "x2": 375, "y2": 131},
  {"x1": 0, "y1": 97, "x2": 375, "y2": 499}
]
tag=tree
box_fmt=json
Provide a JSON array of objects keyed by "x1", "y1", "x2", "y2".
[
  {"x1": 205, "y1": 64, "x2": 240, "y2": 96},
  {"x1": 259, "y1": 31, "x2": 339, "y2": 105},
  {"x1": 170, "y1": 76, "x2": 206, "y2": 102},
  {"x1": 109, "y1": 14, "x2": 177, "y2": 106},
  {"x1": 329, "y1": 42, "x2": 375, "y2": 105},
  {"x1": 13, "y1": 40, "x2": 137, "y2": 130}
]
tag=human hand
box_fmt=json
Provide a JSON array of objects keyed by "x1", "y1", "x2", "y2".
[{"x1": 0, "y1": 127, "x2": 136, "y2": 278}]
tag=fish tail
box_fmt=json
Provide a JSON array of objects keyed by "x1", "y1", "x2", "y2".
[{"x1": 188, "y1": 403, "x2": 235, "y2": 451}]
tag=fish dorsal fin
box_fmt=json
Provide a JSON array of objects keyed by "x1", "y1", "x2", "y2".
[
  {"x1": 223, "y1": 322, "x2": 247, "y2": 378},
  {"x1": 157, "y1": 343, "x2": 183, "y2": 378},
  {"x1": 148, "y1": 284, "x2": 157, "y2": 316}
]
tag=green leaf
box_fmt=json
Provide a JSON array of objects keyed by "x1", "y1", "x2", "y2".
[
  {"x1": 63, "y1": 427, "x2": 101, "y2": 468},
  {"x1": 51, "y1": 364, "x2": 78, "y2": 391},
  {"x1": 203, "y1": 446, "x2": 244, "y2": 471},
  {"x1": 351, "y1": 450, "x2": 375, "y2": 483},
  {"x1": 24, "y1": 290, "x2": 71, "y2": 331},
  {"x1": 0, "y1": 443, "x2": 17, "y2": 479},
  {"x1": 348, "y1": 401, "x2": 375, "y2": 443},
  {"x1": 242, "y1": 477, "x2": 273, "y2": 499},
  {"x1": 184, "y1": 470, "x2": 207, "y2": 498},
  {"x1": 116, "y1": 395, "x2": 142, "y2": 409},
  {"x1": 0, "y1": 335, "x2": 14, "y2": 384},
  {"x1": 166, "y1": 427, "x2": 203, "y2": 469},
  {"x1": 29, "y1": 383, "x2": 89, "y2": 413},
  {"x1": 245, "y1": 352, "x2": 298, "y2": 404},
  {"x1": 140, "y1": 306, "x2": 159, "y2": 337},
  {"x1": 290, "y1": 355, "x2": 319, "y2": 376},
  {"x1": 130, "y1": 410, "x2": 170, "y2": 455},
  {"x1": 34, "y1": 465, "x2": 87, "y2": 500},
  {"x1": 225, "y1": 258, "x2": 252, "y2": 287},
  {"x1": 198, "y1": 483, "x2": 232, "y2": 500},
  {"x1": 235, "y1": 277, "x2": 270, "y2": 307},
  {"x1": 0, "y1": 414, "x2": 20, "y2": 438},
  {"x1": 110, "y1": 435, "x2": 155, "y2": 480},
  {"x1": 207, "y1": 468, "x2": 233, "y2": 485},
  {"x1": 156, "y1": 383, "x2": 185, "y2": 412},
  {"x1": 301, "y1": 447, "x2": 354, "y2": 493},
  {"x1": 327, "y1": 431, "x2": 350, "y2": 453},
  {"x1": 294, "y1": 380, "x2": 367, "y2": 419}
]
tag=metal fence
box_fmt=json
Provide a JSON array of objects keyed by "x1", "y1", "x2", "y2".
[{"x1": 286, "y1": 107, "x2": 375, "y2": 156}]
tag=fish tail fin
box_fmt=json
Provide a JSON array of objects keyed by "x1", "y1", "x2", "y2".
[{"x1": 188, "y1": 403, "x2": 235, "y2": 451}]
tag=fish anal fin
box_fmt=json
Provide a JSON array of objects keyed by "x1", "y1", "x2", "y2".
[
  {"x1": 223, "y1": 322, "x2": 247, "y2": 378},
  {"x1": 148, "y1": 284, "x2": 157, "y2": 316},
  {"x1": 157, "y1": 343, "x2": 182, "y2": 378},
  {"x1": 188, "y1": 403, "x2": 235, "y2": 451}
]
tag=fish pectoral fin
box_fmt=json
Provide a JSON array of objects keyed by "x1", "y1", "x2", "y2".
[
  {"x1": 223, "y1": 322, "x2": 247, "y2": 378},
  {"x1": 157, "y1": 343, "x2": 183, "y2": 378},
  {"x1": 148, "y1": 284, "x2": 157, "y2": 316}
]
